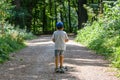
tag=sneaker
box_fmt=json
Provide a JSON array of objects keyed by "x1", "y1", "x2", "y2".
[
  {"x1": 59, "y1": 67, "x2": 66, "y2": 73},
  {"x1": 55, "y1": 68, "x2": 60, "y2": 73},
  {"x1": 60, "y1": 66, "x2": 68, "y2": 71}
]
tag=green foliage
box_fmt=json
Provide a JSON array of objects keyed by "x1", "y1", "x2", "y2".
[
  {"x1": 3, "y1": 24, "x2": 36, "y2": 39},
  {"x1": 112, "y1": 47, "x2": 120, "y2": 68},
  {"x1": 0, "y1": 23, "x2": 35, "y2": 63},
  {"x1": 76, "y1": 0, "x2": 120, "y2": 69},
  {"x1": 8, "y1": 0, "x2": 86, "y2": 34},
  {"x1": 0, "y1": 0, "x2": 13, "y2": 23},
  {"x1": 84, "y1": 5, "x2": 96, "y2": 23},
  {"x1": 0, "y1": 36, "x2": 25, "y2": 63}
]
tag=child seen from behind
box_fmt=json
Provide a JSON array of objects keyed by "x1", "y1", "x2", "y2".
[{"x1": 52, "y1": 22, "x2": 69, "y2": 73}]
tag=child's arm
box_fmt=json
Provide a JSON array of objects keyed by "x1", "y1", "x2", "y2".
[
  {"x1": 65, "y1": 33, "x2": 69, "y2": 42},
  {"x1": 52, "y1": 38, "x2": 55, "y2": 42},
  {"x1": 52, "y1": 32, "x2": 55, "y2": 42},
  {"x1": 65, "y1": 39, "x2": 69, "y2": 42}
]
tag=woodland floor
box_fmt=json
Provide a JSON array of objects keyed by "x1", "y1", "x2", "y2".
[{"x1": 0, "y1": 35, "x2": 119, "y2": 80}]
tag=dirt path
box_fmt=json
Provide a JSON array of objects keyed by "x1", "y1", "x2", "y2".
[{"x1": 0, "y1": 35, "x2": 119, "y2": 80}]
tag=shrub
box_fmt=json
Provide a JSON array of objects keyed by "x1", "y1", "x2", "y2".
[
  {"x1": 112, "y1": 47, "x2": 120, "y2": 68},
  {"x1": 76, "y1": 0, "x2": 120, "y2": 70},
  {"x1": 0, "y1": 23, "x2": 35, "y2": 63}
]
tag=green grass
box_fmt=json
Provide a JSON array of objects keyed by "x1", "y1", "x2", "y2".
[{"x1": 0, "y1": 23, "x2": 35, "y2": 63}]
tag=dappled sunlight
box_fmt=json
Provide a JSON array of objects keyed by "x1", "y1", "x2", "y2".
[
  {"x1": 26, "y1": 38, "x2": 84, "y2": 48},
  {"x1": 27, "y1": 38, "x2": 51, "y2": 43},
  {"x1": 48, "y1": 57, "x2": 109, "y2": 80},
  {"x1": 48, "y1": 62, "x2": 82, "y2": 79},
  {"x1": 48, "y1": 62, "x2": 81, "y2": 72},
  {"x1": 20, "y1": 75, "x2": 38, "y2": 79},
  {"x1": 67, "y1": 40, "x2": 85, "y2": 47},
  {"x1": 25, "y1": 36, "x2": 110, "y2": 80},
  {"x1": 66, "y1": 49, "x2": 92, "y2": 53},
  {"x1": 26, "y1": 38, "x2": 82, "y2": 47},
  {"x1": 8, "y1": 65, "x2": 27, "y2": 71},
  {"x1": 65, "y1": 58, "x2": 109, "y2": 67},
  {"x1": 12, "y1": 75, "x2": 39, "y2": 79},
  {"x1": 27, "y1": 41, "x2": 53, "y2": 46},
  {"x1": 65, "y1": 58, "x2": 98, "y2": 62},
  {"x1": 0, "y1": 36, "x2": 118, "y2": 80}
]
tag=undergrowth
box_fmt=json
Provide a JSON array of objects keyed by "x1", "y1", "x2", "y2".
[
  {"x1": 0, "y1": 23, "x2": 35, "y2": 63},
  {"x1": 76, "y1": 0, "x2": 120, "y2": 72}
]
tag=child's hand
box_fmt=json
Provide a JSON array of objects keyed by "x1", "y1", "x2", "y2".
[
  {"x1": 65, "y1": 39, "x2": 69, "y2": 42},
  {"x1": 52, "y1": 39, "x2": 55, "y2": 42}
]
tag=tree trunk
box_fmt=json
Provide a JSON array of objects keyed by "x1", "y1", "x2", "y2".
[
  {"x1": 63, "y1": 1, "x2": 69, "y2": 30},
  {"x1": 54, "y1": 0, "x2": 57, "y2": 26},
  {"x1": 43, "y1": 0, "x2": 47, "y2": 33},
  {"x1": 60, "y1": 0, "x2": 63, "y2": 22},
  {"x1": 78, "y1": 0, "x2": 87, "y2": 29},
  {"x1": 99, "y1": 0, "x2": 103, "y2": 13},
  {"x1": 68, "y1": 0, "x2": 72, "y2": 32},
  {"x1": 78, "y1": 0, "x2": 82, "y2": 29},
  {"x1": 91, "y1": 0, "x2": 94, "y2": 3},
  {"x1": 49, "y1": 0, "x2": 52, "y2": 30},
  {"x1": 33, "y1": 6, "x2": 37, "y2": 34},
  {"x1": 13, "y1": 0, "x2": 20, "y2": 9}
]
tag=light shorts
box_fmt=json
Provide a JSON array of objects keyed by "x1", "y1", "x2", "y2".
[{"x1": 55, "y1": 50, "x2": 64, "y2": 57}]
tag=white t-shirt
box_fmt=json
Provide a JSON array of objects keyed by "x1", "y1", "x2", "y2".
[{"x1": 52, "y1": 30, "x2": 69, "y2": 50}]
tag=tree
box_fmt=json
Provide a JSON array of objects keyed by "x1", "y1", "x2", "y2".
[
  {"x1": 0, "y1": 0, "x2": 13, "y2": 34},
  {"x1": 68, "y1": 0, "x2": 72, "y2": 32},
  {"x1": 78, "y1": 0, "x2": 88, "y2": 29},
  {"x1": 8, "y1": 0, "x2": 89, "y2": 34}
]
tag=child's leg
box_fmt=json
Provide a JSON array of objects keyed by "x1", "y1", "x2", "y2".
[
  {"x1": 55, "y1": 56, "x2": 59, "y2": 68},
  {"x1": 60, "y1": 55, "x2": 64, "y2": 67},
  {"x1": 55, "y1": 50, "x2": 59, "y2": 68},
  {"x1": 60, "y1": 50, "x2": 64, "y2": 67}
]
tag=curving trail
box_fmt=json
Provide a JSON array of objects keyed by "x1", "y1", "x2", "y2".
[{"x1": 0, "y1": 35, "x2": 119, "y2": 80}]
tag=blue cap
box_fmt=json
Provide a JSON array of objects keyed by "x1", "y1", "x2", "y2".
[{"x1": 56, "y1": 22, "x2": 63, "y2": 27}]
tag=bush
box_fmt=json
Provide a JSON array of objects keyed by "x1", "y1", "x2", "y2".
[
  {"x1": 0, "y1": 23, "x2": 35, "y2": 63},
  {"x1": 0, "y1": 36, "x2": 25, "y2": 63},
  {"x1": 112, "y1": 47, "x2": 120, "y2": 68},
  {"x1": 76, "y1": 0, "x2": 120, "y2": 70},
  {"x1": 0, "y1": 0, "x2": 35, "y2": 63}
]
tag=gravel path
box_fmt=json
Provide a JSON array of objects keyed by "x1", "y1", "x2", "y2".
[{"x1": 0, "y1": 35, "x2": 119, "y2": 80}]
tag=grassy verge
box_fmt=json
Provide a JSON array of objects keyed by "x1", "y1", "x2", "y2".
[{"x1": 0, "y1": 23, "x2": 35, "y2": 63}]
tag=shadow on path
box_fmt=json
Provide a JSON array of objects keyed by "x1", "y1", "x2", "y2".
[
  {"x1": 0, "y1": 36, "x2": 119, "y2": 80},
  {"x1": 65, "y1": 44, "x2": 109, "y2": 67}
]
